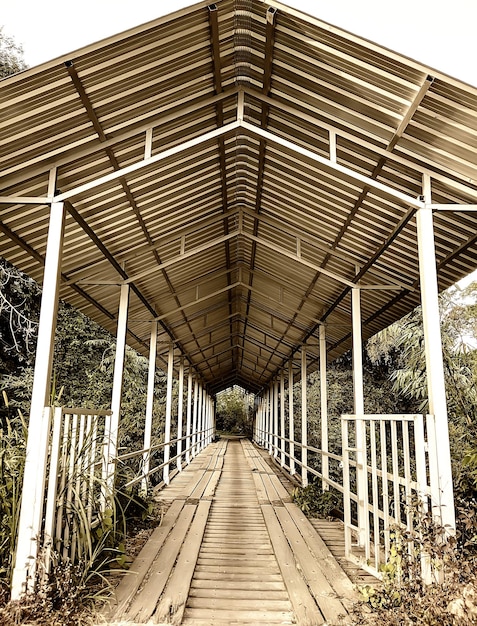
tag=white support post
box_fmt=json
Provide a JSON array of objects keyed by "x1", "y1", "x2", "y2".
[
  {"x1": 142, "y1": 321, "x2": 157, "y2": 494},
  {"x1": 352, "y1": 286, "x2": 368, "y2": 546},
  {"x1": 280, "y1": 370, "x2": 286, "y2": 467},
  {"x1": 267, "y1": 387, "x2": 273, "y2": 455},
  {"x1": 320, "y1": 325, "x2": 329, "y2": 491},
  {"x1": 288, "y1": 360, "x2": 296, "y2": 475},
  {"x1": 260, "y1": 398, "x2": 264, "y2": 445},
  {"x1": 210, "y1": 395, "x2": 215, "y2": 443},
  {"x1": 192, "y1": 378, "x2": 199, "y2": 457},
  {"x1": 163, "y1": 344, "x2": 174, "y2": 485},
  {"x1": 103, "y1": 283, "x2": 129, "y2": 502},
  {"x1": 12, "y1": 202, "x2": 65, "y2": 599},
  {"x1": 208, "y1": 395, "x2": 213, "y2": 443},
  {"x1": 202, "y1": 393, "x2": 207, "y2": 448},
  {"x1": 186, "y1": 369, "x2": 193, "y2": 464},
  {"x1": 417, "y1": 181, "x2": 456, "y2": 531},
  {"x1": 197, "y1": 384, "x2": 203, "y2": 453},
  {"x1": 177, "y1": 356, "x2": 184, "y2": 471},
  {"x1": 301, "y1": 345, "x2": 308, "y2": 487},
  {"x1": 273, "y1": 379, "x2": 279, "y2": 458},
  {"x1": 256, "y1": 398, "x2": 261, "y2": 444}
]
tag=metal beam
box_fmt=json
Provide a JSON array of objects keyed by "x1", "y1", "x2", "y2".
[
  {"x1": 240, "y1": 120, "x2": 424, "y2": 208},
  {"x1": 1, "y1": 88, "x2": 238, "y2": 187},
  {"x1": 53, "y1": 120, "x2": 241, "y2": 203},
  {"x1": 241, "y1": 86, "x2": 477, "y2": 200},
  {"x1": 125, "y1": 230, "x2": 240, "y2": 284}
]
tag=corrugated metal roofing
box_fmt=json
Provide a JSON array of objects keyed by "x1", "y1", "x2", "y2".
[{"x1": 1, "y1": 0, "x2": 477, "y2": 394}]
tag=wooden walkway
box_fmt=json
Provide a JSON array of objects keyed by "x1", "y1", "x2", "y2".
[{"x1": 103, "y1": 438, "x2": 361, "y2": 625}]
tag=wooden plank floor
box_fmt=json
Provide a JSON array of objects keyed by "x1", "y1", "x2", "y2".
[{"x1": 102, "y1": 437, "x2": 361, "y2": 626}]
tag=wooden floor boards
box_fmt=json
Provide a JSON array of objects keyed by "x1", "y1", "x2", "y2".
[{"x1": 102, "y1": 438, "x2": 364, "y2": 625}]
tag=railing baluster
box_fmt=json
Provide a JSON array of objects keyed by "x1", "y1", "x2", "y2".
[
  {"x1": 369, "y1": 420, "x2": 380, "y2": 571},
  {"x1": 380, "y1": 419, "x2": 390, "y2": 561}
]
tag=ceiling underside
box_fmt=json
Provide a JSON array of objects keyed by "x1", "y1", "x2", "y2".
[{"x1": 1, "y1": 0, "x2": 477, "y2": 395}]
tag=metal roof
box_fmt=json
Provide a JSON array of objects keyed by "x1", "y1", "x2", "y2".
[{"x1": 1, "y1": 0, "x2": 477, "y2": 394}]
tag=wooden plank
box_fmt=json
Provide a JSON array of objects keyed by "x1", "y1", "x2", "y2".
[
  {"x1": 154, "y1": 499, "x2": 212, "y2": 625},
  {"x1": 202, "y1": 469, "x2": 221, "y2": 498},
  {"x1": 286, "y1": 505, "x2": 361, "y2": 605},
  {"x1": 274, "y1": 506, "x2": 351, "y2": 623},
  {"x1": 191, "y1": 579, "x2": 286, "y2": 591},
  {"x1": 309, "y1": 518, "x2": 379, "y2": 586},
  {"x1": 188, "y1": 471, "x2": 214, "y2": 499},
  {"x1": 261, "y1": 504, "x2": 324, "y2": 626},
  {"x1": 269, "y1": 473, "x2": 292, "y2": 500},
  {"x1": 106, "y1": 498, "x2": 185, "y2": 618},
  {"x1": 251, "y1": 470, "x2": 268, "y2": 502},
  {"x1": 124, "y1": 504, "x2": 196, "y2": 623},
  {"x1": 188, "y1": 588, "x2": 289, "y2": 600},
  {"x1": 193, "y1": 567, "x2": 283, "y2": 580},
  {"x1": 187, "y1": 597, "x2": 292, "y2": 610},
  {"x1": 260, "y1": 472, "x2": 278, "y2": 501},
  {"x1": 196, "y1": 556, "x2": 277, "y2": 565},
  {"x1": 181, "y1": 607, "x2": 294, "y2": 623}
]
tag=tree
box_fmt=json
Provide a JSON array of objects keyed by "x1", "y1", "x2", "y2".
[
  {"x1": 215, "y1": 386, "x2": 253, "y2": 435},
  {"x1": 0, "y1": 259, "x2": 41, "y2": 375},
  {"x1": 0, "y1": 27, "x2": 26, "y2": 78},
  {"x1": 366, "y1": 285, "x2": 477, "y2": 424}
]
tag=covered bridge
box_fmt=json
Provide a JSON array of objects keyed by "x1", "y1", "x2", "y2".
[{"x1": 1, "y1": 0, "x2": 477, "y2": 618}]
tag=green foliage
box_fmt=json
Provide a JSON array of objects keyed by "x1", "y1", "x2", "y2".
[
  {"x1": 0, "y1": 393, "x2": 26, "y2": 598},
  {"x1": 292, "y1": 481, "x2": 341, "y2": 518},
  {"x1": 0, "y1": 259, "x2": 41, "y2": 375},
  {"x1": 215, "y1": 386, "x2": 253, "y2": 436},
  {"x1": 355, "y1": 505, "x2": 477, "y2": 625},
  {"x1": 0, "y1": 27, "x2": 27, "y2": 79}
]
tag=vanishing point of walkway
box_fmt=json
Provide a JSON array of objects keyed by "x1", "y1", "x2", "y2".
[{"x1": 104, "y1": 438, "x2": 360, "y2": 625}]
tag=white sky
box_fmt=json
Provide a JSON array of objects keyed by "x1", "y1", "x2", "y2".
[{"x1": 1, "y1": 0, "x2": 477, "y2": 86}]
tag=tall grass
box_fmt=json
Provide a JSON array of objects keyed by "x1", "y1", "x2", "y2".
[
  {"x1": 0, "y1": 394, "x2": 152, "y2": 624},
  {"x1": 0, "y1": 392, "x2": 26, "y2": 600}
]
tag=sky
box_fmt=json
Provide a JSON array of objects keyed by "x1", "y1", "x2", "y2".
[{"x1": 1, "y1": 0, "x2": 477, "y2": 86}]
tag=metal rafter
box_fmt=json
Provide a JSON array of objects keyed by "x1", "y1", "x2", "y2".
[
  {"x1": 208, "y1": 3, "x2": 235, "y2": 364},
  {"x1": 239, "y1": 5, "x2": 277, "y2": 372},
  {"x1": 65, "y1": 62, "x2": 215, "y2": 375}
]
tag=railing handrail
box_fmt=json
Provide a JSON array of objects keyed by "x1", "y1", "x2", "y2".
[
  {"x1": 60, "y1": 407, "x2": 113, "y2": 417},
  {"x1": 116, "y1": 427, "x2": 210, "y2": 463}
]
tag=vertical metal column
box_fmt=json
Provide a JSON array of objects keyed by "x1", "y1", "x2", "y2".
[
  {"x1": 107, "y1": 285, "x2": 129, "y2": 472},
  {"x1": 320, "y1": 325, "x2": 329, "y2": 490},
  {"x1": 257, "y1": 397, "x2": 263, "y2": 445},
  {"x1": 177, "y1": 356, "x2": 184, "y2": 472},
  {"x1": 352, "y1": 286, "x2": 368, "y2": 545},
  {"x1": 197, "y1": 384, "x2": 203, "y2": 452},
  {"x1": 12, "y1": 202, "x2": 65, "y2": 599},
  {"x1": 273, "y1": 379, "x2": 279, "y2": 458},
  {"x1": 163, "y1": 343, "x2": 174, "y2": 485},
  {"x1": 280, "y1": 370, "x2": 286, "y2": 467},
  {"x1": 142, "y1": 321, "x2": 157, "y2": 493},
  {"x1": 288, "y1": 360, "x2": 295, "y2": 475},
  {"x1": 186, "y1": 369, "x2": 193, "y2": 464},
  {"x1": 192, "y1": 378, "x2": 199, "y2": 457},
  {"x1": 301, "y1": 345, "x2": 308, "y2": 487},
  {"x1": 267, "y1": 387, "x2": 273, "y2": 455},
  {"x1": 417, "y1": 176, "x2": 456, "y2": 531}
]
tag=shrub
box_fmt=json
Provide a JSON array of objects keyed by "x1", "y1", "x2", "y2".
[
  {"x1": 355, "y1": 504, "x2": 477, "y2": 625},
  {"x1": 292, "y1": 480, "x2": 341, "y2": 518}
]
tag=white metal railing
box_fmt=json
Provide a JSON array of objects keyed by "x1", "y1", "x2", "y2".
[
  {"x1": 254, "y1": 425, "x2": 343, "y2": 494},
  {"x1": 13, "y1": 405, "x2": 214, "y2": 591},
  {"x1": 44, "y1": 407, "x2": 111, "y2": 572},
  {"x1": 116, "y1": 425, "x2": 214, "y2": 491},
  {"x1": 254, "y1": 413, "x2": 436, "y2": 580},
  {"x1": 341, "y1": 414, "x2": 432, "y2": 579}
]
